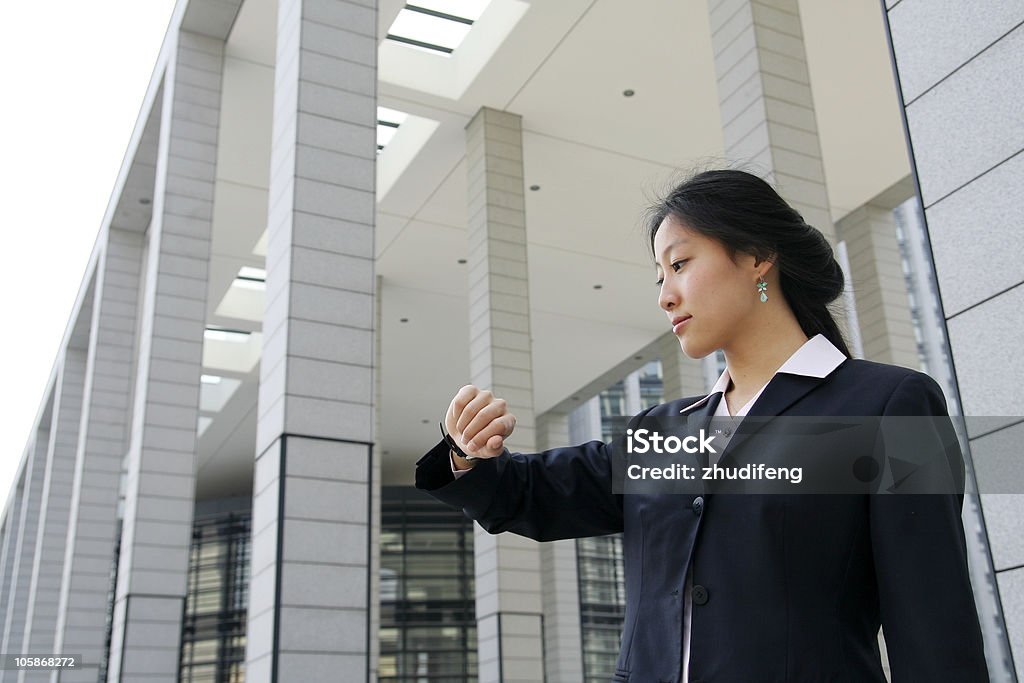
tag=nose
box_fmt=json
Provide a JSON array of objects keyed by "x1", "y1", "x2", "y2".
[{"x1": 659, "y1": 280, "x2": 678, "y2": 312}]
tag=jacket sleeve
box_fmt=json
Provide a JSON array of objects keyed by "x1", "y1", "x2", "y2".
[
  {"x1": 413, "y1": 423, "x2": 634, "y2": 542},
  {"x1": 869, "y1": 372, "x2": 989, "y2": 682}
]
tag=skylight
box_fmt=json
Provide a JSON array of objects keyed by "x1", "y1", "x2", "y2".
[
  {"x1": 386, "y1": 1, "x2": 491, "y2": 55},
  {"x1": 204, "y1": 327, "x2": 251, "y2": 344},
  {"x1": 377, "y1": 106, "x2": 409, "y2": 153},
  {"x1": 233, "y1": 266, "x2": 266, "y2": 291},
  {"x1": 238, "y1": 266, "x2": 266, "y2": 281}
]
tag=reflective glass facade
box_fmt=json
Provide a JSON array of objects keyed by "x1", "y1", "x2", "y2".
[
  {"x1": 180, "y1": 510, "x2": 251, "y2": 683},
  {"x1": 577, "y1": 535, "x2": 626, "y2": 683},
  {"x1": 380, "y1": 487, "x2": 476, "y2": 682},
  {"x1": 638, "y1": 360, "x2": 664, "y2": 410},
  {"x1": 579, "y1": 362, "x2": 664, "y2": 681}
]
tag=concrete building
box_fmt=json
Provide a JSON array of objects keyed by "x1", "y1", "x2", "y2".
[{"x1": 1, "y1": 0, "x2": 1021, "y2": 681}]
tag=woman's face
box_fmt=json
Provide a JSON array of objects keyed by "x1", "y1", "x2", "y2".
[{"x1": 653, "y1": 215, "x2": 764, "y2": 359}]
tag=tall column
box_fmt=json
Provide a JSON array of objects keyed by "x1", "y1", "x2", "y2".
[
  {"x1": 465, "y1": 106, "x2": 545, "y2": 683},
  {"x1": 659, "y1": 333, "x2": 707, "y2": 402},
  {"x1": 537, "y1": 411, "x2": 584, "y2": 682},
  {"x1": 708, "y1": 0, "x2": 835, "y2": 242},
  {"x1": 0, "y1": 485, "x2": 25, "y2": 658},
  {"x1": 53, "y1": 229, "x2": 145, "y2": 683},
  {"x1": 19, "y1": 349, "x2": 87, "y2": 683},
  {"x1": 0, "y1": 418, "x2": 51, "y2": 683},
  {"x1": 245, "y1": 1, "x2": 377, "y2": 681},
  {"x1": 106, "y1": 32, "x2": 224, "y2": 683},
  {"x1": 884, "y1": 3, "x2": 1024, "y2": 677},
  {"x1": 836, "y1": 203, "x2": 918, "y2": 367}
]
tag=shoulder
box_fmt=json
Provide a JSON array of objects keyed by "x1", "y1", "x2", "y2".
[
  {"x1": 831, "y1": 358, "x2": 943, "y2": 393},
  {"x1": 830, "y1": 358, "x2": 948, "y2": 415}
]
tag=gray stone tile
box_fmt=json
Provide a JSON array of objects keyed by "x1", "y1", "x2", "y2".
[
  {"x1": 906, "y1": 25, "x2": 1024, "y2": 205},
  {"x1": 926, "y1": 151, "x2": 1024, "y2": 315},
  {"x1": 979, "y1": 492, "x2": 1024, "y2": 572},
  {"x1": 946, "y1": 283, "x2": 1024, "y2": 415},
  {"x1": 996, "y1": 568, "x2": 1024, "y2": 673},
  {"x1": 889, "y1": 0, "x2": 1024, "y2": 102}
]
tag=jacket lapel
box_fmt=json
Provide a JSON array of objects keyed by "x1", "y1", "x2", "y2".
[
  {"x1": 679, "y1": 392, "x2": 723, "y2": 470},
  {"x1": 715, "y1": 372, "x2": 829, "y2": 466}
]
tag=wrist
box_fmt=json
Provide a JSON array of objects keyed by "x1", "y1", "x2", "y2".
[
  {"x1": 440, "y1": 421, "x2": 479, "y2": 463},
  {"x1": 451, "y1": 450, "x2": 478, "y2": 471}
]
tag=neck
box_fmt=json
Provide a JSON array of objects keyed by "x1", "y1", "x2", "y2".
[{"x1": 722, "y1": 319, "x2": 810, "y2": 396}]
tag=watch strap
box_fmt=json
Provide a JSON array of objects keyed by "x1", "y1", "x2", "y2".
[{"x1": 440, "y1": 421, "x2": 479, "y2": 461}]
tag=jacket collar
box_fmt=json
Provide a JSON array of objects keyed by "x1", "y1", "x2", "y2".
[
  {"x1": 678, "y1": 334, "x2": 847, "y2": 415},
  {"x1": 676, "y1": 335, "x2": 848, "y2": 466}
]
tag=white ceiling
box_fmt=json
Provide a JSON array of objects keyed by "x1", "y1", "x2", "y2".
[{"x1": 192, "y1": 0, "x2": 912, "y2": 496}]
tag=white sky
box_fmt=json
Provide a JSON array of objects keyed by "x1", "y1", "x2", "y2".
[{"x1": 0, "y1": 1, "x2": 178, "y2": 509}]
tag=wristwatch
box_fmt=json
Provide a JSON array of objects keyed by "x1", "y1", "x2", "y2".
[{"x1": 440, "y1": 421, "x2": 479, "y2": 462}]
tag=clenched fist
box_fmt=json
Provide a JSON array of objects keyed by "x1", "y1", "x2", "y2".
[{"x1": 445, "y1": 385, "x2": 518, "y2": 460}]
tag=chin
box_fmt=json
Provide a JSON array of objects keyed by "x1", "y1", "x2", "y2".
[{"x1": 678, "y1": 336, "x2": 714, "y2": 360}]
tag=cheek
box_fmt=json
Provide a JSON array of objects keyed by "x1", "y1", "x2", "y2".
[
  {"x1": 695, "y1": 277, "x2": 752, "y2": 324},
  {"x1": 683, "y1": 271, "x2": 713, "y2": 299}
]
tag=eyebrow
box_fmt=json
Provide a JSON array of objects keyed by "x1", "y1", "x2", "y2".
[{"x1": 655, "y1": 239, "x2": 689, "y2": 267}]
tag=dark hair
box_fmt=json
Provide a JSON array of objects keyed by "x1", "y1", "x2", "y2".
[{"x1": 647, "y1": 169, "x2": 852, "y2": 358}]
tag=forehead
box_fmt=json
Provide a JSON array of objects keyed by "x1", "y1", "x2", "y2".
[{"x1": 653, "y1": 216, "x2": 706, "y2": 261}]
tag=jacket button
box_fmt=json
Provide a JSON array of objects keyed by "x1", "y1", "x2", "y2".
[
  {"x1": 692, "y1": 584, "x2": 709, "y2": 605},
  {"x1": 693, "y1": 496, "x2": 704, "y2": 516}
]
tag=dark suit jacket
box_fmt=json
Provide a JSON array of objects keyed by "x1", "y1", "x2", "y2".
[{"x1": 415, "y1": 359, "x2": 989, "y2": 682}]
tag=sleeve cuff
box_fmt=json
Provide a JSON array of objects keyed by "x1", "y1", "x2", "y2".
[{"x1": 451, "y1": 453, "x2": 472, "y2": 478}]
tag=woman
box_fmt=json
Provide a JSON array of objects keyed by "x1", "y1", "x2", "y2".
[{"x1": 414, "y1": 170, "x2": 989, "y2": 682}]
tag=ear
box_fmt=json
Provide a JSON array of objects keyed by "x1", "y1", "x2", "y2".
[{"x1": 753, "y1": 252, "x2": 778, "y2": 277}]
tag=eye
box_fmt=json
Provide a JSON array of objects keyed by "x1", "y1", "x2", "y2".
[{"x1": 655, "y1": 260, "x2": 687, "y2": 286}]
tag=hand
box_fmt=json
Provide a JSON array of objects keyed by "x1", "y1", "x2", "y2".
[{"x1": 445, "y1": 385, "x2": 517, "y2": 459}]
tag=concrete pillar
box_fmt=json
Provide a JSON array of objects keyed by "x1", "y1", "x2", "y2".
[
  {"x1": 0, "y1": 485, "x2": 25, "y2": 658},
  {"x1": 570, "y1": 397, "x2": 603, "y2": 445},
  {"x1": 1, "y1": 414, "x2": 51, "y2": 683},
  {"x1": 836, "y1": 203, "x2": 919, "y2": 368},
  {"x1": 245, "y1": 1, "x2": 377, "y2": 681},
  {"x1": 106, "y1": 31, "x2": 225, "y2": 683},
  {"x1": 884, "y1": 3, "x2": 1024, "y2": 677},
  {"x1": 622, "y1": 373, "x2": 641, "y2": 416},
  {"x1": 368, "y1": 274, "x2": 384, "y2": 681},
  {"x1": 658, "y1": 333, "x2": 707, "y2": 403},
  {"x1": 465, "y1": 106, "x2": 545, "y2": 683},
  {"x1": 53, "y1": 229, "x2": 145, "y2": 683},
  {"x1": 537, "y1": 411, "x2": 584, "y2": 682},
  {"x1": 708, "y1": 0, "x2": 835, "y2": 242},
  {"x1": 19, "y1": 349, "x2": 87, "y2": 683}
]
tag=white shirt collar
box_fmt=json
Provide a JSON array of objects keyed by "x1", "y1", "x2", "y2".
[{"x1": 679, "y1": 334, "x2": 847, "y2": 414}]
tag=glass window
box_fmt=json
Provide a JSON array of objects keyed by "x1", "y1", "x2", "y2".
[
  {"x1": 380, "y1": 487, "x2": 476, "y2": 682},
  {"x1": 180, "y1": 510, "x2": 251, "y2": 683}
]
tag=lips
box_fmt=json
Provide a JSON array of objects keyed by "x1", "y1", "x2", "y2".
[{"x1": 671, "y1": 315, "x2": 692, "y2": 334}]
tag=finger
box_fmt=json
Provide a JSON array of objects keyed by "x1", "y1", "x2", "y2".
[
  {"x1": 462, "y1": 399, "x2": 507, "y2": 446},
  {"x1": 447, "y1": 385, "x2": 478, "y2": 432},
  {"x1": 467, "y1": 414, "x2": 516, "y2": 452},
  {"x1": 456, "y1": 389, "x2": 493, "y2": 435}
]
